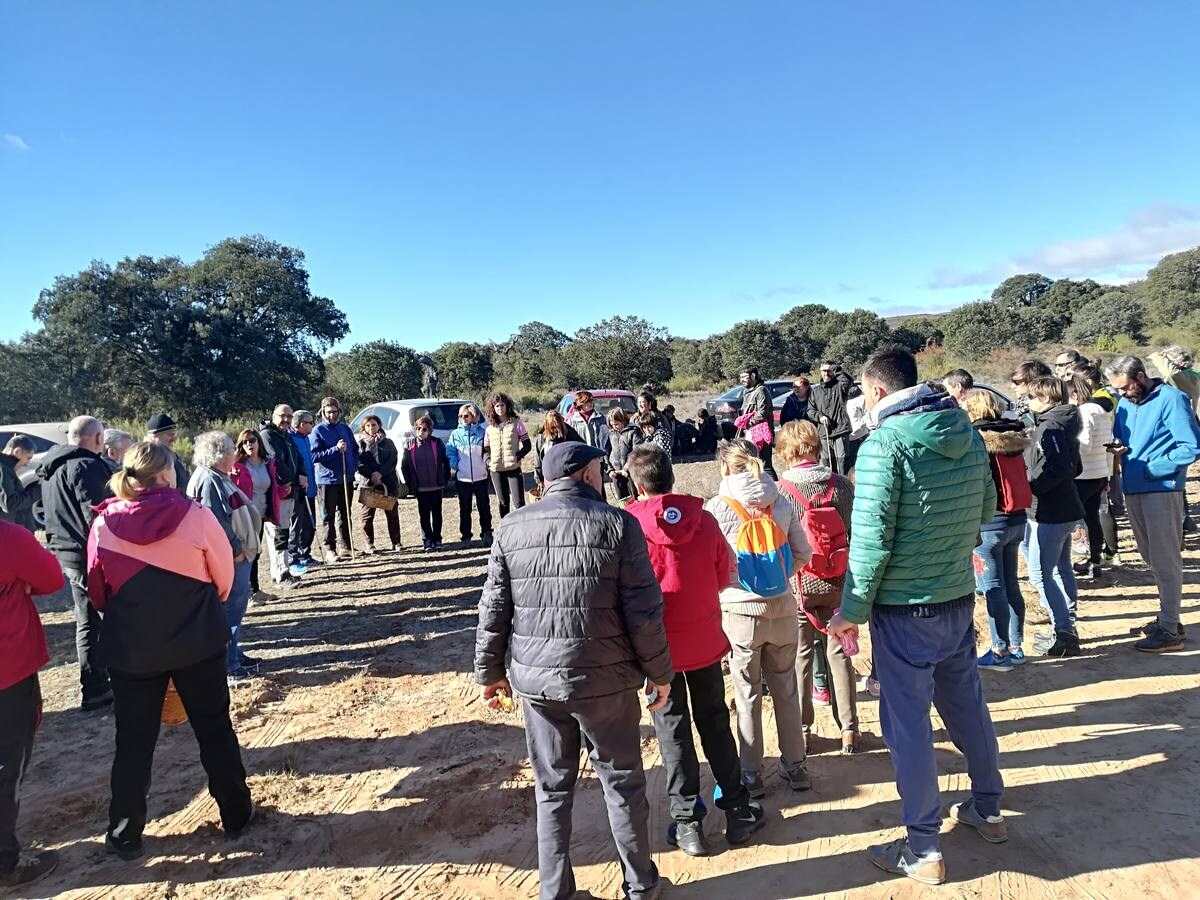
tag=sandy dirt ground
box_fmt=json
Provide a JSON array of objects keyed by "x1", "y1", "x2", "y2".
[{"x1": 13, "y1": 459, "x2": 1200, "y2": 900}]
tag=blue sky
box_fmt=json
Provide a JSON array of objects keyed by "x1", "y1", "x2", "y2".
[{"x1": 3, "y1": 2, "x2": 1198, "y2": 351}]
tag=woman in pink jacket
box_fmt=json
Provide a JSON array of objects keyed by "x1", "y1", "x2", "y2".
[{"x1": 87, "y1": 442, "x2": 253, "y2": 861}]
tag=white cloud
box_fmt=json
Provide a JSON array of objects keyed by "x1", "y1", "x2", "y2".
[
  {"x1": 3, "y1": 133, "x2": 30, "y2": 152},
  {"x1": 929, "y1": 203, "x2": 1200, "y2": 289}
]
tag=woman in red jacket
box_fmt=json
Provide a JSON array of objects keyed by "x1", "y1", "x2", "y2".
[
  {"x1": 87, "y1": 442, "x2": 253, "y2": 861},
  {"x1": 624, "y1": 445, "x2": 766, "y2": 857},
  {"x1": 0, "y1": 521, "x2": 64, "y2": 889}
]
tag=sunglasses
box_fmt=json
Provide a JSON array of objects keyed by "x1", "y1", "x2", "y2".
[
  {"x1": 459, "y1": 414, "x2": 472, "y2": 419},
  {"x1": 243, "y1": 438, "x2": 258, "y2": 445},
  {"x1": 416, "y1": 426, "x2": 431, "y2": 432}
]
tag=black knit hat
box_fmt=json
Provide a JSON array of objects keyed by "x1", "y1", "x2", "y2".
[{"x1": 146, "y1": 413, "x2": 177, "y2": 435}]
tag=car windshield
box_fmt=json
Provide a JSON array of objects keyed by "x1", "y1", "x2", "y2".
[
  {"x1": 561, "y1": 394, "x2": 637, "y2": 416},
  {"x1": 717, "y1": 386, "x2": 744, "y2": 401},
  {"x1": 408, "y1": 404, "x2": 464, "y2": 432},
  {"x1": 768, "y1": 382, "x2": 794, "y2": 399}
]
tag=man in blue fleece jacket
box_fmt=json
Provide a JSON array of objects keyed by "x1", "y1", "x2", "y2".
[
  {"x1": 310, "y1": 396, "x2": 359, "y2": 559},
  {"x1": 1109, "y1": 355, "x2": 1200, "y2": 653}
]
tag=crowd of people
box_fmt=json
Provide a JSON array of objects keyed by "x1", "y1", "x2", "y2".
[
  {"x1": 474, "y1": 344, "x2": 1200, "y2": 897},
  {"x1": 1, "y1": 340, "x2": 1198, "y2": 892}
]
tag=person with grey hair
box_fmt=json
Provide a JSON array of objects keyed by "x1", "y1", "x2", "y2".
[
  {"x1": 37, "y1": 415, "x2": 113, "y2": 710},
  {"x1": 0, "y1": 435, "x2": 40, "y2": 532},
  {"x1": 942, "y1": 369, "x2": 974, "y2": 404},
  {"x1": 101, "y1": 428, "x2": 134, "y2": 473},
  {"x1": 187, "y1": 431, "x2": 262, "y2": 676},
  {"x1": 289, "y1": 409, "x2": 319, "y2": 566},
  {"x1": 1108, "y1": 355, "x2": 1200, "y2": 652}
]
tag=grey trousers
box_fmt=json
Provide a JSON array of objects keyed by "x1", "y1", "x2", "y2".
[
  {"x1": 1125, "y1": 491, "x2": 1185, "y2": 630},
  {"x1": 723, "y1": 610, "x2": 807, "y2": 775},
  {"x1": 796, "y1": 607, "x2": 859, "y2": 735},
  {"x1": 522, "y1": 691, "x2": 659, "y2": 900}
]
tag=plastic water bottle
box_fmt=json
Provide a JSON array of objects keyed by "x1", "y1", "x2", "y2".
[{"x1": 832, "y1": 607, "x2": 859, "y2": 656}]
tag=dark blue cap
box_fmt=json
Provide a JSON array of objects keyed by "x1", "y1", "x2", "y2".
[{"x1": 543, "y1": 441, "x2": 606, "y2": 481}]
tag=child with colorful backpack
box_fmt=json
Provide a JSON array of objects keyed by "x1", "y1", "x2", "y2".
[
  {"x1": 774, "y1": 421, "x2": 860, "y2": 754},
  {"x1": 705, "y1": 439, "x2": 813, "y2": 797},
  {"x1": 625, "y1": 445, "x2": 767, "y2": 856}
]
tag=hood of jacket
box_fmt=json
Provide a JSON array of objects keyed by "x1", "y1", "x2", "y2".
[
  {"x1": 867, "y1": 383, "x2": 956, "y2": 430},
  {"x1": 782, "y1": 458, "x2": 834, "y2": 487},
  {"x1": 93, "y1": 486, "x2": 193, "y2": 545},
  {"x1": 719, "y1": 470, "x2": 779, "y2": 511},
  {"x1": 629, "y1": 494, "x2": 704, "y2": 547},
  {"x1": 1034, "y1": 402, "x2": 1082, "y2": 436},
  {"x1": 37, "y1": 443, "x2": 100, "y2": 480},
  {"x1": 974, "y1": 418, "x2": 1030, "y2": 455},
  {"x1": 877, "y1": 395, "x2": 977, "y2": 461}
]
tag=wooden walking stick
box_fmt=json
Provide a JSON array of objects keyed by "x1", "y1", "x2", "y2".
[{"x1": 340, "y1": 444, "x2": 357, "y2": 557}]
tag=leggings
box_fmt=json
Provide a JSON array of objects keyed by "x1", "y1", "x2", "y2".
[
  {"x1": 1076, "y1": 478, "x2": 1109, "y2": 564},
  {"x1": 490, "y1": 468, "x2": 525, "y2": 518}
]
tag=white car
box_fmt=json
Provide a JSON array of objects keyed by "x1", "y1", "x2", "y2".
[
  {"x1": 348, "y1": 399, "x2": 483, "y2": 446},
  {"x1": 0, "y1": 422, "x2": 69, "y2": 487}
]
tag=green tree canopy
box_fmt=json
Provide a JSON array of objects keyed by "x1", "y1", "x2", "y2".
[
  {"x1": 1041, "y1": 278, "x2": 1104, "y2": 315},
  {"x1": 1141, "y1": 248, "x2": 1200, "y2": 325},
  {"x1": 1064, "y1": 291, "x2": 1145, "y2": 345},
  {"x1": 564, "y1": 316, "x2": 672, "y2": 389},
  {"x1": 823, "y1": 309, "x2": 892, "y2": 372},
  {"x1": 991, "y1": 273, "x2": 1054, "y2": 308},
  {"x1": 431, "y1": 341, "x2": 494, "y2": 398},
  {"x1": 324, "y1": 340, "x2": 422, "y2": 413},
  {"x1": 719, "y1": 320, "x2": 790, "y2": 379},
  {"x1": 28, "y1": 237, "x2": 347, "y2": 423}
]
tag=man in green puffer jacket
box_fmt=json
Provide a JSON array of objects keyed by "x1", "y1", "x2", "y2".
[{"x1": 828, "y1": 348, "x2": 1005, "y2": 886}]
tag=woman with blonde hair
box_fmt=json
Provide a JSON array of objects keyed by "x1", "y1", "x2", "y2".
[
  {"x1": 532, "y1": 410, "x2": 581, "y2": 491},
  {"x1": 87, "y1": 442, "x2": 253, "y2": 861},
  {"x1": 774, "y1": 420, "x2": 859, "y2": 754},
  {"x1": 704, "y1": 439, "x2": 813, "y2": 797},
  {"x1": 446, "y1": 404, "x2": 492, "y2": 546}
]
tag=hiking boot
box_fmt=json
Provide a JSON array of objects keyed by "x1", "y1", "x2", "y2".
[
  {"x1": 433, "y1": 540, "x2": 444, "y2": 550},
  {"x1": 725, "y1": 800, "x2": 767, "y2": 844},
  {"x1": 976, "y1": 650, "x2": 1014, "y2": 672},
  {"x1": 1135, "y1": 624, "x2": 1186, "y2": 653},
  {"x1": 741, "y1": 771, "x2": 766, "y2": 799},
  {"x1": 665, "y1": 820, "x2": 708, "y2": 856},
  {"x1": 82, "y1": 689, "x2": 114, "y2": 712},
  {"x1": 841, "y1": 731, "x2": 860, "y2": 755},
  {"x1": 780, "y1": 763, "x2": 811, "y2": 792},
  {"x1": 812, "y1": 685, "x2": 831, "y2": 706},
  {"x1": 238, "y1": 655, "x2": 262, "y2": 670},
  {"x1": 1043, "y1": 632, "x2": 1081, "y2": 658},
  {"x1": 867, "y1": 837, "x2": 945, "y2": 885},
  {"x1": 105, "y1": 830, "x2": 144, "y2": 861},
  {"x1": 301, "y1": 555, "x2": 323, "y2": 567},
  {"x1": 250, "y1": 590, "x2": 275, "y2": 607},
  {"x1": 1130, "y1": 620, "x2": 1186, "y2": 639},
  {"x1": 481, "y1": 531, "x2": 493, "y2": 547},
  {"x1": 1009, "y1": 648, "x2": 1027, "y2": 665},
  {"x1": 1, "y1": 849, "x2": 59, "y2": 888},
  {"x1": 287, "y1": 562, "x2": 308, "y2": 578},
  {"x1": 950, "y1": 798, "x2": 1008, "y2": 843}
]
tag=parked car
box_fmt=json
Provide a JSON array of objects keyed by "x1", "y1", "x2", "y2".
[
  {"x1": 705, "y1": 380, "x2": 794, "y2": 440},
  {"x1": 0, "y1": 421, "x2": 68, "y2": 529},
  {"x1": 556, "y1": 389, "x2": 638, "y2": 420},
  {"x1": 349, "y1": 399, "x2": 483, "y2": 445}
]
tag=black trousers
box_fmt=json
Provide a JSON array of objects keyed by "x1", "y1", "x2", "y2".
[
  {"x1": 416, "y1": 490, "x2": 443, "y2": 543},
  {"x1": 108, "y1": 652, "x2": 251, "y2": 844},
  {"x1": 0, "y1": 675, "x2": 39, "y2": 874},
  {"x1": 1076, "y1": 477, "x2": 1112, "y2": 563},
  {"x1": 289, "y1": 496, "x2": 316, "y2": 559},
  {"x1": 490, "y1": 468, "x2": 525, "y2": 518},
  {"x1": 650, "y1": 661, "x2": 749, "y2": 822},
  {"x1": 318, "y1": 483, "x2": 352, "y2": 552},
  {"x1": 456, "y1": 479, "x2": 493, "y2": 540},
  {"x1": 62, "y1": 564, "x2": 109, "y2": 704}
]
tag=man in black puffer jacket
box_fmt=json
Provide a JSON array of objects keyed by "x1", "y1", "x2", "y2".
[
  {"x1": 475, "y1": 441, "x2": 674, "y2": 900},
  {"x1": 38, "y1": 416, "x2": 113, "y2": 710}
]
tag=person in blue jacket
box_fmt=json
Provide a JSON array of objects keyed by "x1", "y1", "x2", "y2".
[
  {"x1": 310, "y1": 396, "x2": 359, "y2": 560},
  {"x1": 446, "y1": 404, "x2": 493, "y2": 546},
  {"x1": 1108, "y1": 355, "x2": 1200, "y2": 653},
  {"x1": 289, "y1": 410, "x2": 319, "y2": 566}
]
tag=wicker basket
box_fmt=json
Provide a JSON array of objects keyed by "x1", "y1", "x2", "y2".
[
  {"x1": 161, "y1": 679, "x2": 188, "y2": 726},
  {"x1": 358, "y1": 485, "x2": 398, "y2": 511}
]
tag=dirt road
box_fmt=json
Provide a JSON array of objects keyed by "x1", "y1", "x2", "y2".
[{"x1": 15, "y1": 461, "x2": 1200, "y2": 899}]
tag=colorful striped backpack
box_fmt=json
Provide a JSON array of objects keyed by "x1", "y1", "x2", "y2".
[{"x1": 720, "y1": 497, "x2": 794, "y2": 597}]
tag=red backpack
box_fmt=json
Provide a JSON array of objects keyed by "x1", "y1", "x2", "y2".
[
  {"x1": 778, "y1": 480, "x2": 849, "y2": 581},
  {"x1": 991, "y1": 453, "x2": 1032, "y2": 513}
]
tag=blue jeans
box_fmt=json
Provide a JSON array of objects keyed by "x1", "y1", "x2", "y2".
[
  {"x1": 1025, "y1": 520, "x2": 1077, "y2": 635},
  {"x1": 974, "y1": 523, "x2": 1025, "y2": 652},
  {"x1": 225, "y1": 559, "x2": 252, "y2": 671},
  {"x1": 871, "y1": 596, "x2": 1004, "y2": 856}
]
